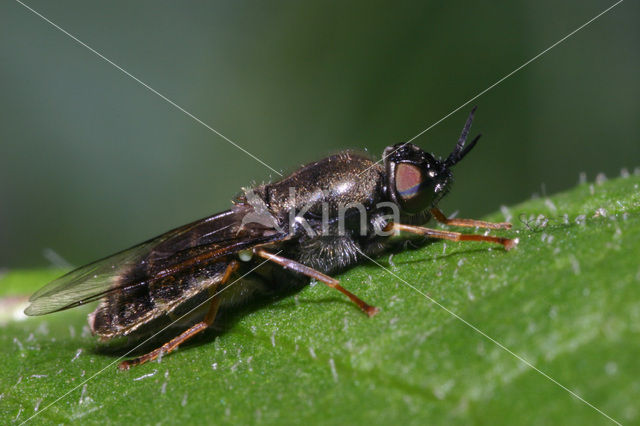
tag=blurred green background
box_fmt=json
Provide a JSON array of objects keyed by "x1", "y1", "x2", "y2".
[{"x1": 1, "y1": 0, "x2": 638, "y2": 268}]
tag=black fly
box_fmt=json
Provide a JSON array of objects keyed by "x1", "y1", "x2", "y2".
[{"x1": 25, "y1": 107, "x2": 516, "y2": 369}]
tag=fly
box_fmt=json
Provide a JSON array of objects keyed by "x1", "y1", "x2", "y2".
[{"x1": 25, "y1": 107, "x2": 516, "y2": 369}]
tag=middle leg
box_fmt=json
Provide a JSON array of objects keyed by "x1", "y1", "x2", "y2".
[{"x1": 254, "y1": 249, "x2": 379, "y2": 317}]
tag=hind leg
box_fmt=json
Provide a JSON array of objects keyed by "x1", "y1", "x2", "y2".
[{"x1": 118, "y1": 262, "x2": 237, "y2": 370}]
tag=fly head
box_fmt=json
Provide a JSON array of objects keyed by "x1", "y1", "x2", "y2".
[{"x1": 383, "y1": 107, "x2": 481, "y2": 215}]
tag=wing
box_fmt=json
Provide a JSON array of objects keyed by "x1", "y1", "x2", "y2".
[{"x1": 25, "y1": 204, "x2": 287, "y2": 316}]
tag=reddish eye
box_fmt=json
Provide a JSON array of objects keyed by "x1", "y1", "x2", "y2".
[
  {"x1": 395, "y1": 163, "x2": 424, "y2": 199},
  {"x1": 394, "y1": 162, "x2": 438, "y2": 214}
]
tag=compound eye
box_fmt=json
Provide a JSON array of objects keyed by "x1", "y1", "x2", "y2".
[
  {"x1": 396, "y1": 163, "x2": 424, "y2": 198},
  {"x1": 394, "y1": 163, "x2": 434, "y2": 213}
]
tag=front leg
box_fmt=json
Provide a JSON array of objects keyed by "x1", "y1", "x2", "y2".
[
  {"x1": 430, "y1": 207, "x2": 511, "y2": 230},
  {"x1": 387, "y1": 222, "x2": 518, "y2": 251}
]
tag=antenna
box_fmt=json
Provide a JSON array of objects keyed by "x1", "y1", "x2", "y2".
[{"x1": 445, "y1": 107, "x2": 481, "y2": 166}]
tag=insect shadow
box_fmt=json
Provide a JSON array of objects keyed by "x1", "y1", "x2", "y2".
[
  {"x1": 92, "y1": 277, "x2": 346, "y2": 358},
  {"x1": 92, "y1": 238, "x2": 439, "y2": 358}
]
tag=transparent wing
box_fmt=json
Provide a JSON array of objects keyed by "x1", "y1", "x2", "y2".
[
  {"x1": 25, "y1": 205, "x2": 284, "y2": 316},
  {"x1": 25, "y1": 237, "x2": 163, "y2": 316}
]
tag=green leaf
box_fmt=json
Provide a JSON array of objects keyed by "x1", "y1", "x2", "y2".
[{"x1": 2, "y1": 175, "x2": 639, "y2": 425}]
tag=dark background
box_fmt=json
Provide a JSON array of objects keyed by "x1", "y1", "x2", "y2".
[{"x1": 1, "y1": 0, "x2": 638, "y2": 268}]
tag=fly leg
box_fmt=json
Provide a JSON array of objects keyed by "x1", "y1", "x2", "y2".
[
  {"x1": 118, "y1": 261, "x2": 238, "y2": 370},
  {"x1": 387, "y1": 222, "x2": 518, "y2": 251},
  {"x1": 255, "y1": 249, "x2": 379, "y2": 317},
  {"x1": 430, "y1": 207, "x2": 512, "y2": 230}
]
